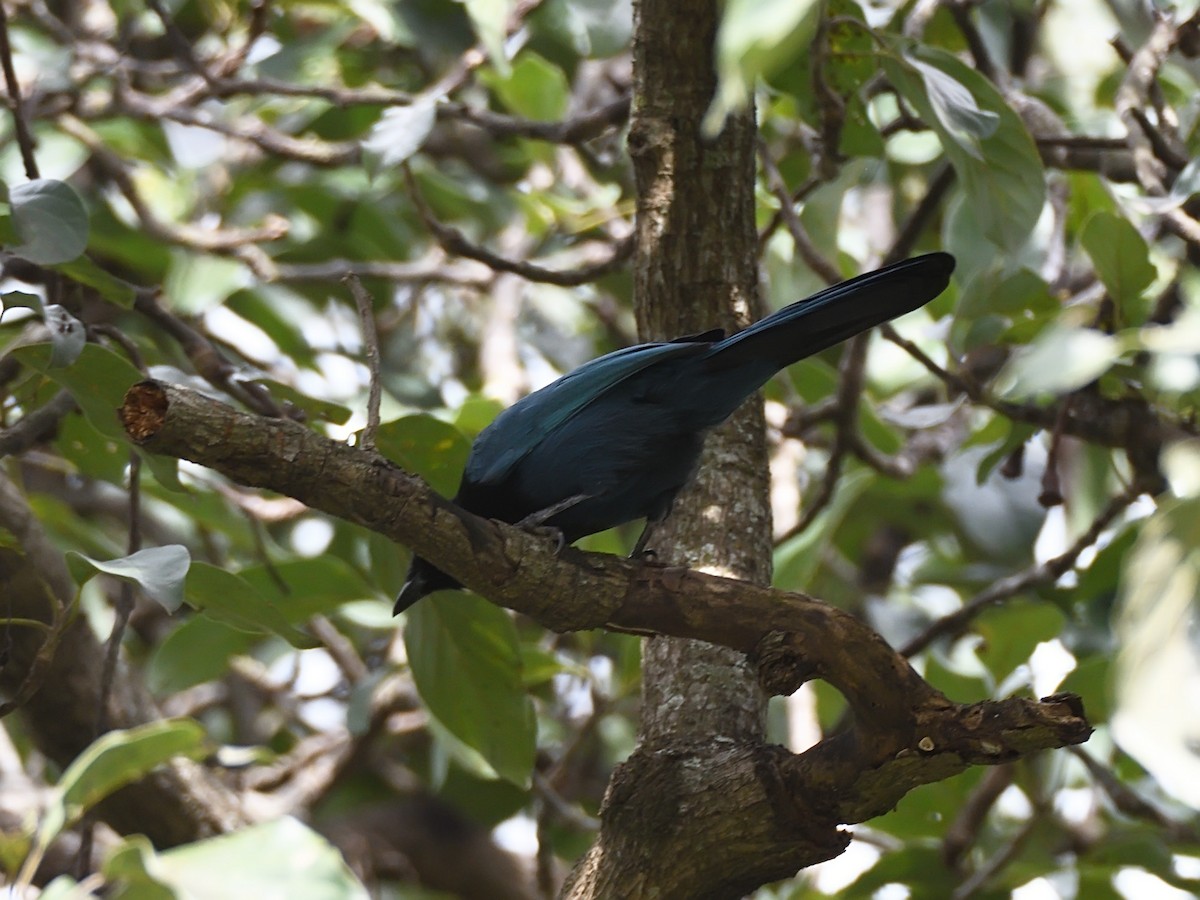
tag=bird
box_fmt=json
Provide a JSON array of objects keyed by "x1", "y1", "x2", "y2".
[{"x1": 395, "y1": 252, "x2": 955, "y2": 612}]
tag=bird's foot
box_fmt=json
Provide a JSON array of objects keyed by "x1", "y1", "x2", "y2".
[{"x1": 514, "y1": 520, "x2": 567, "y2": 555}]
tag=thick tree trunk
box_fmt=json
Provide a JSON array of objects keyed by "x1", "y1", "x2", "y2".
[
  {"x1": 563, "y1": 1, "x2": 795, "y2": 896},
  {"x1": 630, "y1": 0, "x2": 769, "y2": 751}
]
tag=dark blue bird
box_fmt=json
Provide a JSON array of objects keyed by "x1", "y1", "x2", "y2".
[{"x1": 396, "y1": 253, "x2": 954, "y2": 611}]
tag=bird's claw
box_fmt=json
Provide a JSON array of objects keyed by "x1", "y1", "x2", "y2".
[{"x1": 516, "y1": 521, "x2": 567, "y2": 555}]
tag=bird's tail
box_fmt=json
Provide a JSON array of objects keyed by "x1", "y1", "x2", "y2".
[{"x1": 704, "y1": 252, "x2": 955, "y2": 375}]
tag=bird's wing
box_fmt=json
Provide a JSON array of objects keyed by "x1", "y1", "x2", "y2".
[{"x1": 464, "y1": 340, "x2": 711, "y2": 487}]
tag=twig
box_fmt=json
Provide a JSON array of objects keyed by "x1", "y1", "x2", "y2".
[
  {"x1": 942, "y1": 764, "x2": 1015, "y2": 868},
  {"x1": 901, "y1": 484, "x2": 1142, "y2": 656},
  {"x1": 58, "y1": 115, "x2": 289, "y2": 258},
  {"x1": 948, "y1": 1, "x2": 999, "y2": 84},
  {"x1": 343, "y1": 274, "x2": 382, "y2": 451},
  {"x1": 884, "y1": 163, "x2": 955, "y2": 264},
  {"x1": 951, "y1": 812, "x2": 1040, "y2": 899},
  {"x1": 774, "y1": 333, "x2": 870, "y2": 545},
  {"x1": 1069, "y1": 747, "x2": 1200, "y2": 842},
  {"x1": 403, "y1": 165, "x2": 634, "y2": 286},
  {"x1": 756, "y1": 139, "x2": 842, "y2": 284},
  {"x1": 1114, "y1": 16, "x2": 1178, "y2": 195},
  {"x1": 274, "y1": 255, "x2": 490, "y2": 288},
  {"x1": 132, "y1": 287, "x2": 288, "y2": 418},
  {"x1": 144, "y1": 0, "x2": 218, "y2": 87},
  {"x1": 0, "y1": 391, "x2": 76, "y2": 459},
  {"x1": 0, "y1": 2, "x2": 40, "y2": 179},
  {"x1": 309, "y1": 615, "x2": 368, "y2": 684}
]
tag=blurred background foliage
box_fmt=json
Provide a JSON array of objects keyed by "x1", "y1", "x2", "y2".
[{"x1": 1, "y1": 0, "x2": 1200, "y2": 896}]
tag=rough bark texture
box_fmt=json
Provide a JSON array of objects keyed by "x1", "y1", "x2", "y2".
[
  {"x1": 629, "y1": 0, "x2": 768, "y2": 751},
  {"x1": 563, "y1": 0, "x2": 787, "y2": 895}
]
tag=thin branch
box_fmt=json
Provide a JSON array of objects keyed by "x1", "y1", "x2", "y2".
[
  {"x1": 773, "y1": 333, "x2": 860, "y2": 543},
  {"x1": 1069, "y1": 747, "x2": 1200, "y2": 843},
  {"x1": 942, "y1": 764, "x2": 1015, "y2": 869},
  {"x1": 403, "y1": 165, "x2": 634, "y2": 286},
  {"x1": 756, "y1": 139, "x2": 841, "y2": 284},
  {"x1": 58, "y1": 115, "x2": 289, "y2": 263},
  {"x1": 901, "y1": 484, "x2": 1143, "y2": 656},
  {"x1": 885, "y1": 163, "x2": 955, "y2": 264},
  {"x1": 948, "y1": 1, "x2": 1000, "y2": 84},
  {"x1": 344, "y1": 274, "x2": 382, "y2": 451},
  {"x1": 1114, "y1": 16, "x2": 1178, "y2": 195},
  {"x1": 144, "y1": 0, "x2": 219, "y2": 88},
  {"x1": 274, "y1": 255, "x2": 490, "y2": 288},
  {"x1": 0, "y1": 390, "x2": 76, "y2": 458},
  {"x1": 0, "y1": 1, "x2": 40, "y2": 179}
]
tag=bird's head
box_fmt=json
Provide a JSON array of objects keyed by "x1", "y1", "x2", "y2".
[{"x1": 394, "y1": 555, "x2": 462, "y2": 614}]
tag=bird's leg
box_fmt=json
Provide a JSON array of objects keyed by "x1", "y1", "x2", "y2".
[
  {"x1": 514, "y1": 493, "x2": 590, "y2": 554},
  {"x1": 630, "y1": 519, "x2": 658, "y2": 559}
]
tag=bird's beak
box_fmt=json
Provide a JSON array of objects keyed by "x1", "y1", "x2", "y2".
[{"x1": 394, "y1": 574, "x2": 426, "y2": 615}]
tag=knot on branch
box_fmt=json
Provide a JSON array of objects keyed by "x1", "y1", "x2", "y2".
[{"x1": 752, "y1": 629, "x2": 818, "y2": 696}]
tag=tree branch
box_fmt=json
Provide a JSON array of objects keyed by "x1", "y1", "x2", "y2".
[{"x1": 120, "y1": 379, "x2": 1092, "y2": 845}]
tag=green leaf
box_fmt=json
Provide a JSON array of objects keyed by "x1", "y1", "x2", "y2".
[
  {"x1": 1059, "y1": 655, "x2": 1110, "y2": 724},
  {"x1": 238, "y1": 556, "x2": 380, "y2": 620},
  {"x1": 8, "y1": 179, "x2": 89, "y2": 265},
  {"x1": 185, "y1": 562, "x2": 319, "y2": 649},
  {"x1": 542, "y1": 0, "x2": 633, "y2": 58},
  {"x1": 105, "y1": 817, "x2": 369, "y2": 900},
  {"x1": 975, "y1": 601, "x2": 1066, "y2": 685},
  {"x1": 57, "y1": 410, "x2": 128, "y2": 484},
  {"x1": 461, "y1": 0, "x2": 514, "y2": 75},
  {"x1": 362, "y1": 96, "x2": 438, "y2": 173},
  {"x1": 34, "y1": 720, "x2": 206, "y2": 854},
  {"x1": 13, "y1": 342, "x2": 142, "y2": 441},
  {"x1": 147, "y1": 615, "x2": 261, "y2": 694},
  {"x1": 376, "y1": 414, "x2": 471, "y2": 498},
  {"x1": 844, "y1": 845, "x2": 960, "y2": 898},
  {"x1": 490, "y1": 53, "x2": 570, "y2": 120},
  {"x1": 998, "y1": 324, "x2": 1122, "y2": 398},
  {"x1": 67, "y1": 546, "x2": 191, "y2": 613},
  {"x1": 906, "y1": 56, "x2": 999, "y2": 155},
  {"x1": 405, "y1": 593, "x2": 537, "y2": 786},
  {"x1": 955, "y1": 267, "x2": 1055, "y2": 322},
  {"x1": 1081, "y1": 211, "x2": 1156, "y2": 324},
  {"x1": 707, "y1": 0, "x2": 820, "y2": 134},
  {"x1": 54, "y1": 255, "x2": 138, "y2": 307},
  {"x1": 885, "y1": 46, "x2": 1044, "y2": 252},
  {"x1": 1, "y1": 289, "x2": 41, "y2": 317},
  {"x1": 774, "y1": 468, "x2": 875, "y2": 595}
]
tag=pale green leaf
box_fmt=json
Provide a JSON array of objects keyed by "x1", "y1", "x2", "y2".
[
  {"x1": 67, "y1": 545, "x2": 191, "y2": 613},
  {"x1": 998, "y1": 325, "x2": 1121, "y2": 398},
  {"x1": 706, "y1": 0, "x2": 819, "y2": 134},
  {"x1": 362, "y1": 97, "x2": 439, "y2": 173},
  {"x1": 105, "y1": 818, "x2": 369, "y2": 900},
  {"x1": 885, "y1": 47, "x2": 1044, "y2": 252},
  {"x1": 1081, "y1": 211, "x2": 1156, "y2": 322},
  {"x1": 9, "y1": 179, "x2": 88, "y2": 265}
]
